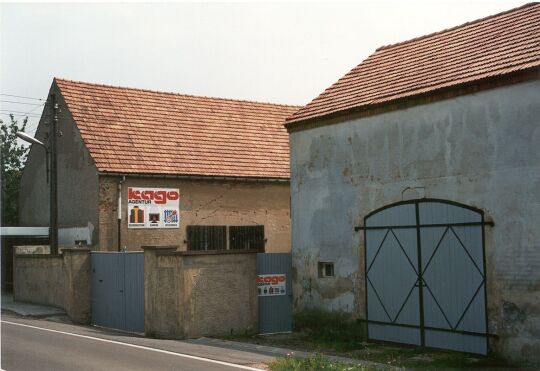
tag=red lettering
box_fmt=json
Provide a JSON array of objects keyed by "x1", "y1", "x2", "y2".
[
  {"x1": 141, "y1": 191, "x2": 153, "y2": 200},
  {"x1": 154, "y1": 191, "x2": 166, "y2": 204},
  {"x1": 167, "y1": 191, "x2": 179, "y2": 200},
  {"x1": 129, "y1": 188, "x2": 179, "y2": 204},
  {"x1": 128, "y1": 188, "x2": 141, "y2": 200}
]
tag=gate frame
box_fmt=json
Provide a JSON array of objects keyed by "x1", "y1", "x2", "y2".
[{"x1": 360, "y1": 198, "x2": 493, "y2": 352}]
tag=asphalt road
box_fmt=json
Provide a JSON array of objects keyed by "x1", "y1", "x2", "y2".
[{"x1": 1, "y1": 317, "x2": 264, "y2": 371}]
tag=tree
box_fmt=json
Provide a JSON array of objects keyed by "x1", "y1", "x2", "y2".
[{"x1": 1, "y1": 114, "x2": 29, "y2": 226}]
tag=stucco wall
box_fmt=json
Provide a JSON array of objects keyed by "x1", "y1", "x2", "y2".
[
  {"x1": 13, "y1": 248, "x2": 91, "y2": 323},
  {"x1": 289, "y1": 80, "x2": 540, "y2": 362},
  {"x1": 19, "y1": 83, "x2": 99, "y2": 244},
  {"x1": 144, "y1": 247, "x2": 257, "y2": 338},
  {"x1": 14, "y1": 254, "x2": 65, "y2": 307},
  {"x1": 99, "y1": 176, "x2": 291, "y2": 253}
]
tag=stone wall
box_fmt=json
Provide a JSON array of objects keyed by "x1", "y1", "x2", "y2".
[
  {"x1": 13, "y1": 248, "x2": 91, "y2": 323},
  {"x1": 144, "y1": 246, "x2": 257, "y2": 339},
  {"x1": 289, "y1": 80, "x2": 540, "y2": 363},
  {"x1": 99, "y1": 176, "x2": 291, "y2": 253}
]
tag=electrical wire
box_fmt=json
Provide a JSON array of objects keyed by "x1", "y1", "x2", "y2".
[
  {"x1": 0, "y1": 100, "x2": 46, "y2": 106},
  {"x1": 0, "y1": 112, "x2": 41, "y2": 119},
  {"x1": 0, "y1": 93, "x2": 44, "y2": 101}
]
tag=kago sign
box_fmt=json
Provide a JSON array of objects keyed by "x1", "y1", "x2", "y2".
[
  {"x1": 257, "y1": 274, "x2": 286, "y2": 296},
  {"x1": 127, "y1": 187, "x2": 180, "y2": 229}
]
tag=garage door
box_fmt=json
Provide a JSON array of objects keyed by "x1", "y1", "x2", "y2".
[{"x1": 364, "y1": 199, "x2": 488, "y2": 354}]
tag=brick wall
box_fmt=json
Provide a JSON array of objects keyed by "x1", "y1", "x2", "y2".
[{"x1": 98, "y1": 175, "x2": 291, "y2": 253}]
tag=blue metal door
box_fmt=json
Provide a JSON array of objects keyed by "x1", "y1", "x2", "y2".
[
  {"x1": 257, "y1": 253, "x2": 292, "y2": 334},
  {"x1": 364, "y1": 200, "x2": 488, "y2": 355},
  {"x1": 91, "y1": 252, "x2": 144, "y2": 333}
]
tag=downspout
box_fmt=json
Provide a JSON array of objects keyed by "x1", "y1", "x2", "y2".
[{"x1": 117, "y1": 176, "x2": 125, "y2": 251}]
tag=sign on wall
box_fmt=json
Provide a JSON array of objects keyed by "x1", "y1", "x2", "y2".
[
  {"x1": 257, "y1": 274, "x2": 286, "y2": 296},
  {"x1": 127, "y1": 187, "x2": 180, "y2": 229}
]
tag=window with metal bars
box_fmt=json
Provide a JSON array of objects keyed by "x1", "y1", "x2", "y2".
[
  {"x1": 229, "y1": 225, "x2": 265, "y2": 252},
  {"x1": 186, "y1": 225, "x2": 227, "y2": 251}
]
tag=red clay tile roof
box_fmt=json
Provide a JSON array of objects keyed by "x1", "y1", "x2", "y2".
[
  {"x1": 286, "y1": 2, "x2": 540, "y2": 126},
  {"x1": 55, "y1": 79, "x2": 299, "y2": 179}
]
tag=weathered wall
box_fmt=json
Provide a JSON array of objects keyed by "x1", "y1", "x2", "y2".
[
  {"x1": 99, "y1": 176, "x2": 291, "y2": 253},
  {"x1": 13, "y1": 248, "x2": 91, "y2": 323},
  {"x1": 19, "y1": 82, "x2": 99, "y2": 245},
  {"x1": 144, "y1": 246, "x2": 184, "y2": 338},
  {"x1": 182, "y1": 251, "x2": 257, "y2": 337},
  {"x1": 289, "y1": 80, "x2": 540, "y2": 363},
  {"x1": 144, "y1": 247, "x2": 257, "y2": 339},
  {"x1": 14, "y1": 254, "x2": 65, "y2": 307}
]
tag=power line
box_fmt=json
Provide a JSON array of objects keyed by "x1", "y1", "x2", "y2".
[
  {"x1": 0, "y1": 112, "x2": 41, "y2": 118},
  {"x1": 0, "y1": 99, "x2": 46, "y2": 105},
  {"x1": 0, "y1": 109, "x2": 43, "y2": 116},
  {"x1": 0, "y1": 93, "x2": 44, "y2": 101}
]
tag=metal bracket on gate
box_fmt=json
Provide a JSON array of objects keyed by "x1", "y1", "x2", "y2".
[{"x1": 355, "y1": 220, "x2": 494, "y2": 232}]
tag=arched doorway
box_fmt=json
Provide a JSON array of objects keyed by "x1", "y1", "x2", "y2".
[{"x1": 364, "y1": 199, "x2": 488, "y2": 354}]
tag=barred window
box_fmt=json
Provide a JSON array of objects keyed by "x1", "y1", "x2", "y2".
[
  {"x1": 229, "y1": 225, "x2": 265, "y2": 252},
  {"x1": 186, "y1": 225, "x2": 226, "y2": 251}
]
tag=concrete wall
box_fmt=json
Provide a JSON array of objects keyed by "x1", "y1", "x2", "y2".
[
  {"x1": 99, "y1": 176, "x2": 291, "y2": 253},
  {"x1": 13, "y1": 248, "x2": 91, "y2": 323},
  {"x1": 289, "y1": 80, "x2": 540, "y2": 363},
  {"x1": 19, "y1": 82, "x2": 99, "y2": 245},
  {"x1": 144, "y1": 246, "x2": 257, "y2": 339}
]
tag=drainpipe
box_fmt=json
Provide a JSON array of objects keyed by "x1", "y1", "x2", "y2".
[{"x1": 117, "y1": 176, "x2": 125, "y2": 251}]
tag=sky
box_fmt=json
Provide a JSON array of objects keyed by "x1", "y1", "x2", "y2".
[{"x1": 0, "y1": 0, "x2": 527, "y2": 136}]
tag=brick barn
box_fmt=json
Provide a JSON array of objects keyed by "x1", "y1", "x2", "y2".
[
  {"x1": 20, "y1": 78, "x2": 299, "y2": 252},
  {"x1": 286, "y1": 3, "x2": 540, "y2": 364}
]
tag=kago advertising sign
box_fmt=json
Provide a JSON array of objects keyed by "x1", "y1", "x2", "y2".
[
  {"x1": 257, "y1": 274, "x2": 286, "y2": 296},
  {"x1": 127, "y1": 187, "x2": 180, "y2": 229}
]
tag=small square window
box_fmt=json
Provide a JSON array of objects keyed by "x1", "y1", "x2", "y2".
[{"x1": 318, "y1": 262, "x2": 334, "y2": 278}]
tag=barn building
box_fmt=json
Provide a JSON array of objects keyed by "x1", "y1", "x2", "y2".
[
  {"x1": 20, "y1": 78, "x2": 299, "y2": 253},
  {"x1": 285, "y1": 3, "x2": 539, "y2": 363}
]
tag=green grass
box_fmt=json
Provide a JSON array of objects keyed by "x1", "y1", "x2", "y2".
[
  {"x1": 218, "y1": 309, "x2": 516, "y2": 369},
  {"x1": 292, "y1": 308, "x2": 366, "y2": 352},
  {"x1": 269, "y1": 354, "x2": 373, "y2": 371}
]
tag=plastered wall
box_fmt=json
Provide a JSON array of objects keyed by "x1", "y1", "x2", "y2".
[
  {"x1": 13, "y1": 248, "x2": 92, "y2": 323},
  {"x1": 144, "y1": 247, "x2": 257, "y2": 339},
  {"x1": 19, "y1": 83, "x2": 99, "y2": 244},
  {"x1": 289, "y1": 80, "x2": 540, "y2": 363}
]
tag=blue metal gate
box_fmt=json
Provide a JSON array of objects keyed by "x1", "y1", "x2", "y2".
[
  {"x1": 257, "y1": 253, "x2": 292, "y2": 334},
  {"x1": 91, "y1": 252, "x2": 144, "y2": 333},
  {"x1": 364, "y1": 199, "x2": 488, "y2": 354}
]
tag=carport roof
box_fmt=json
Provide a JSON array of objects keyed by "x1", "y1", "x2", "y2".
[
  {"x1": 55, "y1": 78, "x2": 299, "y2": 179},
  {"x1": 285, "y1": 2, "x2": 540, "y2": 128}
]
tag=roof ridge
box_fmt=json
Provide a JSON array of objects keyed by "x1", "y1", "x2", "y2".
[
  {"x1": 54, "y1": 77, "x2": 302, "y2": 109},
  {"x1": 375, "y1": 2, "x2": 539, "y2": 52}
]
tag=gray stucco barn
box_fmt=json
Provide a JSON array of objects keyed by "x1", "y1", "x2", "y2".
[{"x1": 285, "y1": 3, "x2": 539, "y2": 364}]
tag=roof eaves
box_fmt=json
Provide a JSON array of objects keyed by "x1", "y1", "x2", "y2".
[
  {"x1": 97, "y1": 171, "x2": 290, "y2": 183},
  {"x1": 285, "y1": 65, "x2": 540, "y2": 132}
]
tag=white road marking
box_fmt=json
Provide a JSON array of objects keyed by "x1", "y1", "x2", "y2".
[{"x1": 2, "y1": 320, "x2": 263, "y2": 371}]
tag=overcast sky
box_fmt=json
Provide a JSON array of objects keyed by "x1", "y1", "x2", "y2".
[{"x1": 0, "y1": 0, "x2": 526, "y2": 135}]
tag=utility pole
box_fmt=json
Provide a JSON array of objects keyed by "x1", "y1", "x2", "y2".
[{"x1": 50, "y1": 93, "x2": 59, "y2": 255}]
